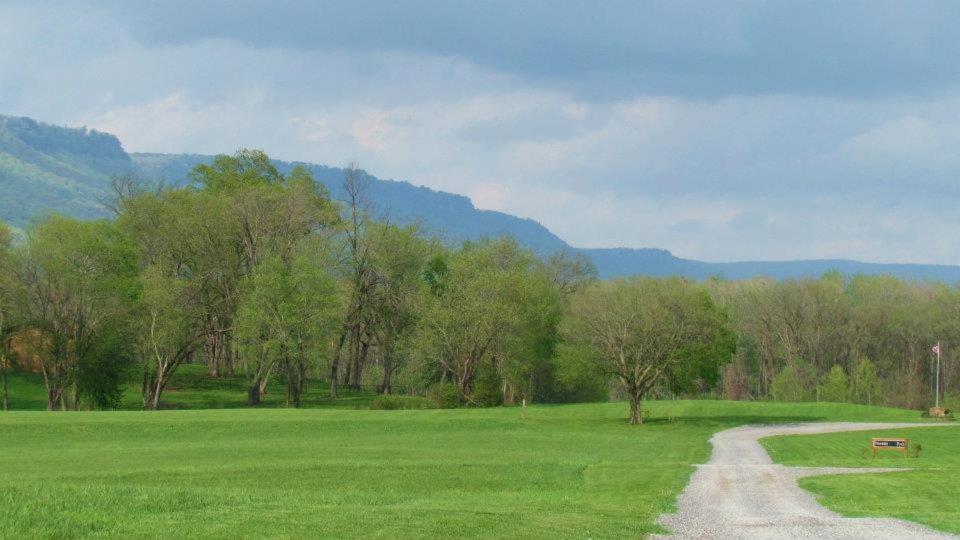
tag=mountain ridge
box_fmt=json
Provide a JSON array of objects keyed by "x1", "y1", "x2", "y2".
[{"x1": 2, "y1": 113, "x2": 958, "y2": 282}]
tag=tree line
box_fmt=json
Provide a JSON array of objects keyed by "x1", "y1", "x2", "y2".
[{"x1": 0, "y1": 150, "x2": 954, "y2": 423}]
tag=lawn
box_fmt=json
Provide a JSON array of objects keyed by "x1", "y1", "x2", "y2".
[
  {"x1": 762, "y1": 422, "x2": 960, "y2": 534},
  {"x1": 0, "y1": 400, "x2": 929, "y2": 538}
]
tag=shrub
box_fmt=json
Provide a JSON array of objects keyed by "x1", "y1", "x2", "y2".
[
  {"x1": 818, "y1": 364, "x2": 849, "y2": 403},
  {"x1": 369, "y1": 395, "x2": 433, "y2": 410},
  {"x1": 427, "y1": 383, "x2": 463, "y2": 409},
  {"x1": 771, "y1": 360, "x2": 816, "y2": 402}
]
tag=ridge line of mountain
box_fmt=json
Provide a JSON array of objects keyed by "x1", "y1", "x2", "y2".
[{"x1": 2, "y1": 113, "x2": 959, "y2": 282}]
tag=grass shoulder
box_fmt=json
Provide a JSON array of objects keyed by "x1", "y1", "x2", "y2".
[{"x1": 761, "y1": 422, "x2": 960, "y2": 534}]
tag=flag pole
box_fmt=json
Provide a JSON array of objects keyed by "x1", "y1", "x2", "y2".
[{"x1": 936, "y1": 341, "x2": 941, "y2": 409}]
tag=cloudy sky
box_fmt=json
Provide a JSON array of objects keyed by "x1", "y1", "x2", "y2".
[{"x1": 3, "y1": 0, "x2": 960, "y2": 263}]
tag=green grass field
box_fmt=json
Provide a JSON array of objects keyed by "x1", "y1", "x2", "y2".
[
  {"x1": 762, "y1": 423, "x2": 960, "y2": 534},
  {"x1": 0, "y1": 399, "x2": 934, "y2": 538}
]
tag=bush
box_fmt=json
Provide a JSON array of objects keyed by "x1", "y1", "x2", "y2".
[
  {"x1": 469, "y1": 362, "x2": 503, "y2": 407},
  {"x1": 427, "y1": 383, "x2": 463, "y2": 409},
  {"x1": 818, "y1": 364, "x2": 849, "y2": 403},
  {"x1": 771, "y1": 360, "x2": 816, "y2": 402},
  {"x1": 369, "y1": 395, "x2": 433, "y2": 410}
]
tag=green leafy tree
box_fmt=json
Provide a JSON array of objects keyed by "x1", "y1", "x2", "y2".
[
  {"x1": 770, "y1": 359, "x2": 817, "y2": 402},
  {"x1": 365, "y1": 223, "x2": 434, "y2": 394},
  {"x1": 819, "y1": 364, "x2": 849, "y2": 403},
  {"x1": 120, "y1": 188, "x2": 232, "y2": 409},
  {"x1": 418, "y1": 238, "x2": 553, "y2": 402},
  {"x1": 119, "y1": 151, "x2": 337, "y2": 408},
  {"x1": 190, "y1": 149, "x2": 338, "y2": 377},
  {"x1": 234, "y1": 240, "x2": 340, "y2": 407},
  {"x1": 16, "y1": 216, "x2": 138, "y2": 410},
  {"x1": 850, "y1": 358, "x2": 882, "y2": 405},
  {"x1": 563, "y1": 277, "x2": 732, "y2": 424}
]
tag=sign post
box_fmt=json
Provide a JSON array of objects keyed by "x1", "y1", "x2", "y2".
[
  {"x1": 930, "y1": 343, "x2": 948, "y2": 418},
  {"x1": 871, "y1": 437, "x2": 909, "y2": 458}
]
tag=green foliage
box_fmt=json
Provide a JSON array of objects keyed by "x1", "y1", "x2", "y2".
[
  {"x1": 417, "y1": 238, "x2": 562, "y2": 401},
  {"x1": 536, "y1": 343, "x2": 608, "y2": 403},
  {"x1": 427, "y1": 383, "x2": 463, "y2": 409},
  {"x1": 850, "y1": 358, "x2": 883, "y2": 406},
  {"x1": 771, "y1": 360, "x2": 817, "y2": 402},
  {"x1": 563, "y1": 276, "x2": 734, "y2": 422},
  {"x1": 75, "y1": 326, "x2": 132, "y2": 410},
  {"x1": 469, "y1": 360, "x2": 504, "y2": 407},
  {"x1": 819, "y1": 364, "x2": 850, "y2": 403},
  {"x1": 14, "y1": 215, "x2": 139, "y2": 410},
  {"x1": 369, "y1": 394, "x2": 433, "y2": 410}
]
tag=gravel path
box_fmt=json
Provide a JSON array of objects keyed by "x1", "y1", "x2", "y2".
[{"x1": 654, "y1": 422, "x2": 958, "y2": 539}]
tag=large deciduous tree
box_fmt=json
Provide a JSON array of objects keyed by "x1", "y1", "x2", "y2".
[
  {"x1": 418, "y1": 238, "x2": 560, "y2": 402},
  {"x1": 16, "y1": 216, "x2": 138, "y2": 410},
  {"x1": 234, "y1": 240, "x2": 340, "y2": 407},
  {"x1": 564, "y1": 277, "x2": 733, "y2": 424}
]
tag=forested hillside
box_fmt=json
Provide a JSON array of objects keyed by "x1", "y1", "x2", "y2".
[
  {"x1": 0, "y1": 116, "x2": 132, "y2": 224},
  {"x1": 2, "y1": 114, "x2": 960, "y2": 282}
]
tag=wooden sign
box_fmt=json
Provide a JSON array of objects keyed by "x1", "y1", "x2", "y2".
[{"x1": 872, "y1": 437, "x2": 909, "y2": 457}]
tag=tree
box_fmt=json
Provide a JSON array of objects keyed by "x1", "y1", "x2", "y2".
[
  {"x1": 418, "y1": 238, "x2": 552, "y2": 402},
  {"x1": 819, "y1": 364, "x2": 849, "y2": 403},
  {"x1": 16, "y1": 216, "x2": 138, "y2": 410},
  {"x1": 189, "y1": 150, "x2": 338, "y2": 378},
  {"x1": 563, "y1": 277, "x2": 732, "y2": 424},
  {"x1": 234, "y1": 241, "x2": 339, "y2": 407},
  {"x1": 770, "y1": 359, "x2": 816, "y2": 402},
  {"x1": 120, "y1": 188, "x2": 231, "y2": 409},
  {"x1": 850, "y1": 358, "x2": 882, "y2": 405},
  {"x1": 329, "y1": 162, "x2": 375, "y2": 397},
  {"x1": 365, "y1": 223, "x2": 433, "y2": 394},
  {"x1": 0, "y1": 222, "x2": 15, "y2": 411}
]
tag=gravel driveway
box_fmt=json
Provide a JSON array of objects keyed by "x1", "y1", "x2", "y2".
[{"x1": 654, "y1": 422, "x2": 958, "y2": 539}]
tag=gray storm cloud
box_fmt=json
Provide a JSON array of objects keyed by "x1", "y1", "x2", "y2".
[{"x1": 2, "y1": 0, "x2": 960, "y2": 264}]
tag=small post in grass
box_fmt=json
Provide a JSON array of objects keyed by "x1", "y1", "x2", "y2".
[{"x1": 521, "y1": 398, "x2": 526, "y2": 420}]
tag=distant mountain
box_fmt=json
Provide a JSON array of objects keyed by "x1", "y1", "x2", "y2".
[
  {"x1": 2, "y1": 114, "x2": 959, "y2": 283},
  {"x1": 582, "y1": 248, "x2": 960, "y2": 282},
  {"x1": 0, "y1": 115, "x2": 132, "y2": 224}
]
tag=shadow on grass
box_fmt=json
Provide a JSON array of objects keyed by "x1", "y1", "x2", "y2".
[{"x1": 641, "y1": 415, "x2": 828, "y2": 427}]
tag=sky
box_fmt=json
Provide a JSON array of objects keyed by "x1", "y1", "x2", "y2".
[{"x1": 3, "y1": 0, "x2": 960, "y2": 263}]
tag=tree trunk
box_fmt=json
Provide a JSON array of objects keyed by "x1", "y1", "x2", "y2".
[
  {"x1": 248, "y1": 384, "x2": 262, "y2": 406},
  {"x1": 206, "y1": 331, "x2": 222, "y2": 378},
  {"x1": 628, "y1": 392, "x2": 643, "y2": 425},
  {"x1": 1, "y1": 366, "x2": 7, "y2": 411},
  {"x1": 502, "y1": 381, "x2": 515, "y2": 405},
  {"x1": 329, "y1": 329, "x2": 347, "y2": 398},
  {"x1": 456, "y1": 370, "x2": 472, "y2": 399},
  {"x1": 70, "y1": 382, "x2": 79, "y2": 411},
  {"x1": 46, "y1": 380, "x2": 64, "y2": 411},
  {"x1": 349, "y1": 337, "x2": 369, "y2": 390},
  {"x1": 379, "y1": 358, "x2": 392, "y2": 395},
  {"x1": 141, "y1": 368, "x2": 150, "y2": 409}
]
